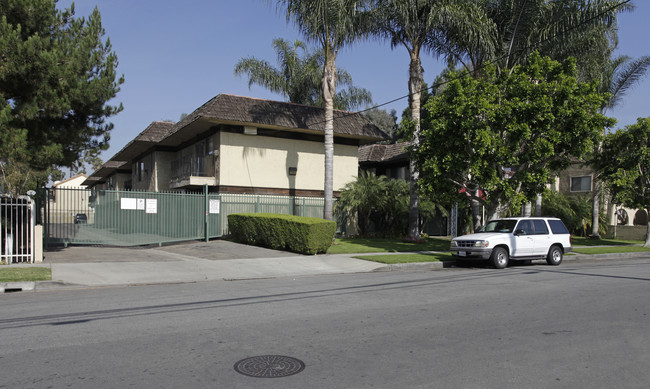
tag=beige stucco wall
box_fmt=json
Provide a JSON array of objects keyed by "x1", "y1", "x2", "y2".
[
  {"x1": 219, "y1": 132, "x2": 358, "y2": 191},
  {"x1": 557, "y1": 163, "x2": 593, "y2": 194},
  {"x1": 153, "y1": 151, "x2": 175, "y2": 191}
]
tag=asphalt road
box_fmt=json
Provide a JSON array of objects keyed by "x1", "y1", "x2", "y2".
[{"x1": 1, "y1": 258, "x2": 649, "y2": 388}]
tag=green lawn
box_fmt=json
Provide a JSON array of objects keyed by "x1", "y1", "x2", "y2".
[
  {"x1": 327, "y1": 237, "x2": 450, "y2": 254},
  {"x1": 353, "y1": 252, "x2": 453, "y2": 264},
  {"x1": 572, "y1": 246, "x2": 650, "y2": 255},
  {"x1": 0, "y1": 267, "x2": 51, "y2": 282},
  {"x1": 571, "y1": 237, "x2": 644, "y2": 246}
]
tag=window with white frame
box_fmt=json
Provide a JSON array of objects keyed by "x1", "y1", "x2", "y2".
[{"x1": 570, "y1": 175, "x2": 592, "y2": 192}]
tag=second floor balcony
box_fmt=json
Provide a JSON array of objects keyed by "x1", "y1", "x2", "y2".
[{"x1": 170, "y1": 155, "x2": 217, "y2": 188}]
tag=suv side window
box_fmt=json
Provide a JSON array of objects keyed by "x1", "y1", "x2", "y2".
[
  {"x1": 516, "y1": 220, "x2": 534, "y2": 235},
  {"x1": 532, "y1": 220, "x2": 549, "y2": 235},
  {"x1": 548, "y1": 219, "x2": 570, "y2": 234}
]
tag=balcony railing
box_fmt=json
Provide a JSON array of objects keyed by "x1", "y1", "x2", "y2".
[{"x1": 171, "y1": 155, "x2": 215, "y2": 180}]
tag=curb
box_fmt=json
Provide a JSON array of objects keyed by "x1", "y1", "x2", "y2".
[{"x1": 0, "y1": 282, "x2": 36, "y2": 293}]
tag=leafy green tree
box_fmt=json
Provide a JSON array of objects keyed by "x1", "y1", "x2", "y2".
[
  {"x1": 596, "y1": 118, "x2": 650, "y2": 247},
  {"x1": 590, "y1": 52, "x2": 650, "y2": 237},
  {"x1": 364, "y1": 108, "x2": 398, "y2": 141},
  {"x1": 417, "y1": 53, "x2": 613, "y2": 221},
  {"x1": 0, "y1": 0, "x2": 123, "y2": 195},
  {"x1": 437, "y1": 0, "x2": 628, "y2": 229},
  {"x1": 280, "y1": 0, "x2": 372, "y2": 220},
  {"x1": 234, "y1": 38, "x2": 372, "y2": 110}
]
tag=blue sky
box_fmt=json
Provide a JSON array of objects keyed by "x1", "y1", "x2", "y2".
[{"x1": 57, "y1": 0, "x2": 650, "y2": 167}]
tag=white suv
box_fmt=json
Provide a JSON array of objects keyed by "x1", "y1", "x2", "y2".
[{"x1": 450, "y1": 217, "x2": 572, "y2": 269}]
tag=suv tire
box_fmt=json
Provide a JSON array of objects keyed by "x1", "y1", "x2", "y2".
[
  {"x1": 546, "y1": 245, "x2": 563, "y2": 266},
  {"x1": 491, "y1": 247, "x2": 509, "y2": 269}
]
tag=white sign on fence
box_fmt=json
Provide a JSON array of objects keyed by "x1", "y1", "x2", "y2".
[
  {"x1": 209, "y1": 199, "x2": 220, "y2": 214},
  {"x1": 146, "y1": 199, "x2": 158, "y2": 214},
  {"x1": 121, "y1": 198, "x2": 137, "y2": 210}
]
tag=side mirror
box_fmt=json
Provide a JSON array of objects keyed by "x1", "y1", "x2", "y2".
[{"x1": 514, "y1": 229, "x2": 526, "y2": 236}]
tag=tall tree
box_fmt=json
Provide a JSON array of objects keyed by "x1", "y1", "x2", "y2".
[
  {"x1": 234, "y1": 38, "x2": 372, "y2": 110},
  {"x1": 417, "y1": 53, "x2": 613, "y2": 221},
  {"x1": 596, "y1": 118, "x2": 650, "y2": 247},
  {"x1": 370, "y1": 0, "x2": 454, "y2": 240},
  {"x1": 590, "y1": 52, "x2": 650, "y2": 237},
  {"x1": 436, "y1": 0, "x2": 627, "y2": 228},
  {"x1": 280, "y1": 0, "x2": 371, "y2": 220},
  {"x1": 442, "y1": 0, "x2": 627, "y2": 77},
  {"x1": 0, "y1": 0, "x2": 123, "y2": 195}
]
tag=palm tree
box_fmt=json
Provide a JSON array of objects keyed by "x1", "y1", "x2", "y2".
[
  {"x1": 442, "y1": 0, "x2": 628, "y2": 77},
  {"x1": 590, "y1": 52, "x2": 650, "y2": 237},
  {"x1": 234, "y1": 38, "x2": 372, "y2": 110},
  {"x1": 280, "y1": 0, "x2": 372, "y2": 220},
  {"x1": 370, "y1": 0, "x2": 455, "y2": 240}
]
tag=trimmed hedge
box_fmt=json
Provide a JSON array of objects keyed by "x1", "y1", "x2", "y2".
[{"x1": 228, "y1": 213, "x2": 336, "y2": 255}]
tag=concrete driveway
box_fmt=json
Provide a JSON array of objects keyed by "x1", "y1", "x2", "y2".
[{"x1": 44, "y1": 239, "x2": 300, "y2": 263}]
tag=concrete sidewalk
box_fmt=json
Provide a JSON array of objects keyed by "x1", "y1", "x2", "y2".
[
  {"x1": 3, "y1": 240, "x2": 650, "y2": 292},
  {"x1": 13, "y1": 240, "x2": 390, "y2": 290}
]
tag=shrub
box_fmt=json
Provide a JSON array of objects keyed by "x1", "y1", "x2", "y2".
[{"x1": 228, "y1": 213, "x2": 336, "y2": 255}]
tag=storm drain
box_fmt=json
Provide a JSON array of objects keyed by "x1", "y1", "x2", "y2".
[{"x1": 234, "y1": 355, "x2": 305, "y2": 378}]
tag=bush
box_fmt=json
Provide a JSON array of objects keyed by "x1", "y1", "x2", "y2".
[{"x1": 228, "y1": 213, "x2": 336, "y2": 255}]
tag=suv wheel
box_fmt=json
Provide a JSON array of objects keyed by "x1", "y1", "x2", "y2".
[
  {"x1": 546, "y1": 245, "x2": 563, "y2": 266},
  {"x1": 490, "y1": 247, "x2": 509, "y2": 269}
]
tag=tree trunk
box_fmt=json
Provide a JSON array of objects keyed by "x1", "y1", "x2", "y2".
[
  {"x1": 534, "y1": 194, "x2": 542, "y2": 216},
  {"x1": 407, "y1": 51, "x2": 423, "y2": 240},
  {"x1": 486, "y1": 203, "x2": 501, "y2": 221},
  {"x1": 522, "y1": 202, "x2": 532, "y2": 217},
  {"x1": 591, "y1": 179, "x2": 601, "y2": 238},
  {"x1": 322, "y1": 54, "x2": 337, "y2": 220},
  {"x1": 470, "y1": 194, "x2": 481, "y2": 232}
]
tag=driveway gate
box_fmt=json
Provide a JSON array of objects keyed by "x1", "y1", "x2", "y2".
[
  {"x1": 1, "y1": 195, "x2": 36, "y2": 264},
  {"x1": 43, "y1": 187, "x2": 326, "y2": 247}
]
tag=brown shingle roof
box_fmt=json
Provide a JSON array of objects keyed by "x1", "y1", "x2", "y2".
[
  {"x1": 112, "y1": 121, "x2": 175, "y2": 161},
  {"x1": 164, "y1": 94, "x2": 389, "y2": 141},
  {"x1": 358, "y1": 142, "x2": 410, "y2": 163}
]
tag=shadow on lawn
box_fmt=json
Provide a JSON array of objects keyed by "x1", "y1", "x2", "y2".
[{"x1": 331, "y1": 237, "x2": 451, "y2": 253}]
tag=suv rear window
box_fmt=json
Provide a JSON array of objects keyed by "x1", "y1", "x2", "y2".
[{"x1": 548, "y1": 220, "x2": 569, "y2": 234}]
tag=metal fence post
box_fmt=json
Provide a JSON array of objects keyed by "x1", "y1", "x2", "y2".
[{"x1": 204, "y1": 184, "x2": 209, "y2": 242}]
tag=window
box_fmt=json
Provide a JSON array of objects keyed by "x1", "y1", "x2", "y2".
[
  {"x1": 548, "y1": 220, "x2": 569, "y2": 234},
  {"x1": 137, "y1": 160, "x2": 145, "y2": 181},
  {"x1": 516, "y1": 220, "x2": 534, "y2": 235},
  {"x1": 532, "y1": 220, "x2": 549, "y2": 235},
  {"x1": 570, "y1": 175, "x2": 592, "y2": 192}
]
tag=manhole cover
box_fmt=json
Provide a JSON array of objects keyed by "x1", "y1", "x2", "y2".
[{"x1": 234, "y1": 355, "x2": 305, "y2": 378}]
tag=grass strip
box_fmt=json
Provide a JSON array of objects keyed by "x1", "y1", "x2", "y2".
[
  {"x1": 0, "y1": 267, "x2": 52, "y2": 282},
  {"x1": 571, "y1": 237, "x2": 644, "y2": 247},
  {"x1": 328, "y1": 237, "x2": 450, "y2": 254},
  {"x1": 572, "y1": 246, "x2": 650, "y2": 255},
  {"x1": 353, "y1": 253, "x2": 453, "y2": 264}
]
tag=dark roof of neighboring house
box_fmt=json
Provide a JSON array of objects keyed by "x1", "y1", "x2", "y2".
[
  {"x1": 160, "y1": 94, "x2": 389, "y2": 146},
  {"x1": 112, "y1": 121, "x2": 175, "y2": 161},
  {"x1": 358, "y1": 142, "x2": 410, "y2": 164},
  {"x1": 82, "y1": 122, "x2": 173, "y2": 185}
]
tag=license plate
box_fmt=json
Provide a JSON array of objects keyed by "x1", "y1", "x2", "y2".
[{"x1": 458, "y1": 251, "x2": 467, "y2": 256}]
